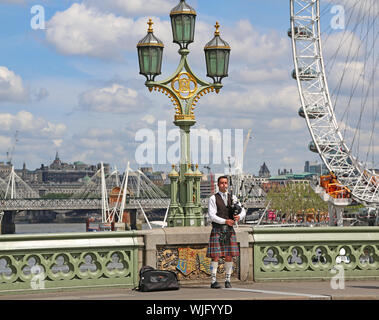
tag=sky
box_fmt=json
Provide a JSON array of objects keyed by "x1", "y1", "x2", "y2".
[{"x1": 0, "y1": 0, "x2": 377, "y2": 176}]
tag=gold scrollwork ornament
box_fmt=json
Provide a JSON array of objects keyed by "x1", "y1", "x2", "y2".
[{"x1": 171, "y1": 72, "x2": 197, "y2": 100}]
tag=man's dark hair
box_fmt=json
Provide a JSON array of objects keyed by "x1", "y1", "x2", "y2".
[{"x1": 217, "y1": 175, "x2": 229, "y2": 185}]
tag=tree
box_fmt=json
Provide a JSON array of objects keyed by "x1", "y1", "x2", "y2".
[{"x1": 266, "y1": 183, "x2": 328, "y2": 222}]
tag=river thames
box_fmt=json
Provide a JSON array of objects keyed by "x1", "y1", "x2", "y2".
[
  {"x1": 15, "y1": 223, "x2": 87, "y2": 234},
  {"x1": 14, "y1": 222, "x2": 157, "y2": 234}
]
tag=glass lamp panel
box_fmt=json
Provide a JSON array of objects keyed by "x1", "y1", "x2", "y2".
[
  {"x1": 205, "y1": 51, "x2": 210, "y2": 74},
  {"x1": 183, "y1": 15, "x2": 191, "y2": 41},
  {"x1": 142, "y1": 49, "x2": 151, "y2": 74},
  {"x1": 150, "y1": 48, "x2": 158, "y2": 74},
  {"x1": 190, "y1": 17, "x2": 195, "y2": 40},
  {"x1": 208, "y1": 51, "x2": 217, "y2": 76},
  {"x1": 157, "y1": 49, "x2": 163, "y2": 74},
  {"x1": 174, "y1": 16, "x2": 183, "y2": 42},
  {"x1": 170, "y1": 18, "x2": 177, "y2": 41},
  {"x1": 216, "y1": 50, "x2": 226, "y2": 76},
  {"x1": 224, "y1": 51, "x2": 230, "y2": 75},
  {"x1": 138, "y1": 48, "x2": 144, "y2": 75}
]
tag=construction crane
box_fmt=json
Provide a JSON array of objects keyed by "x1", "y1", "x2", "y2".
[{"x1": 6, "y1": 131, "x2": 19, "y2": 165}]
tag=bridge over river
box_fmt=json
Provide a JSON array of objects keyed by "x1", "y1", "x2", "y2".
[{"x1": 0, "y1": 197, "x2": 265, "y2": 211}]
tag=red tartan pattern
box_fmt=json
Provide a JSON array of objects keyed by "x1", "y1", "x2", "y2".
[{"x1": 206, "y1": 227, "x2": 239, "y2": 258}]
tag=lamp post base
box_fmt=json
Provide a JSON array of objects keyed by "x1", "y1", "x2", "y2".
[{"x1": 167, "y1": 205, "x2": 204, "y2": 227}]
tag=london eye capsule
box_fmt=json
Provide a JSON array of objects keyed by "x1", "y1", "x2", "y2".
[
  {"x1": 298, "y1": 105, "x2": 324, "y2": 119},
  {"x1": 308, "y1": 141, "x2": 318, "y2": 153},
  {"x1": 292, "y1": 67, "x2": 318, "y2": 81},
  {"x1": 309, "y1": 141, "x2": 332, "y2": 153},
  {"x1": 287, "y1": 26, "x2": 313, "y2": 39}
]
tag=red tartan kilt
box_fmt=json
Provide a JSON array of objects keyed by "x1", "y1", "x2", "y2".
[{"x1": 206, "y1": 227, "x2": 239, "y2": 258}]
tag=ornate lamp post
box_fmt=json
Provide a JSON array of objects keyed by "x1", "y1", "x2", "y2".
[{"x1": 137, "y1": 0, "x2": 230, "y2": 227}]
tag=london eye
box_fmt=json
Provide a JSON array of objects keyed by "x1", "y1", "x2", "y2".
[{"x1": 289, "y1": 0, "x2": 378, "y2": 207}]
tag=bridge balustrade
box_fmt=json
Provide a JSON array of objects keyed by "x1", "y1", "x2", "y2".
[
  {"x1": 0, "y1": 226, "x2": 378, "y2": 294},
  {"x1": 0, "y1": 232, "x2": 141, "y2": 292},
  {"x1": 253, "y1": 226, "x2": 379, "y2": 281}
]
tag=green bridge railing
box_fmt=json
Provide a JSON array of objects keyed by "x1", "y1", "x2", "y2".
[
  {"x1": 0, "y1": 226, "x2": 378, "y2": 293},
  {"x1": 253, "y1": 226, "x2": 379, "y2": 281},
  {"x1": 0, "y1": 232, "x2": 141, "y2": 293}
]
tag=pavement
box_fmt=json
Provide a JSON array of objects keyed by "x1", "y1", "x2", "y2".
[{"x1": 0, "y1": 279, "x2": 378, "y2": 300}]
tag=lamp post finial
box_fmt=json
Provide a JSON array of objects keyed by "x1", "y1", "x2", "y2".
[
  {"x1": 214, "y1": 21, "x2": 220, "y2": 36},
  {"x1": 147, "y1": 18, "x2": 154, "y2": 33}
]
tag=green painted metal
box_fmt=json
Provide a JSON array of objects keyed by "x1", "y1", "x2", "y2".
[
  {"x1": 145, "y1": 49, "x2": 219, "y2": 228},
  {"x1": 253, "y1": 226, "x2": 379, "y2": 281},
  {"x1": 145, "y1": 53, "x2": 220, "y2": 117},
  {"x1": 0, "y1": 231, "x2": 140, "y2": 293}
]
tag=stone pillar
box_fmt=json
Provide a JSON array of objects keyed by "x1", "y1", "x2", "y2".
[
  {"x1": 129, "y1": 209, "x2": 138, "y2": 230},
  {"x1": 55, "y1": 212, "x2": 66, "y2": 223},
  {"x1": 0, "y1": 211, "x2": 16, "y2": 234},
  {"x1": 328, "y1": 203, "x2": 344, "y2": 227},
  {"x1": 336, "y1": 207, "x2": 344, "y2": 227},
  {"x1": 328, "y1": 203, "x2": 335, "y2": 226}
]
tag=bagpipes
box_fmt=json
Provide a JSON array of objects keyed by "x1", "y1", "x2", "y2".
[
  {"x1": 228, "y1": 174, "x2": 243, "y2": 216},
  {"x1": 229, "y1": 175, "x2": 258, "y2": 217}
]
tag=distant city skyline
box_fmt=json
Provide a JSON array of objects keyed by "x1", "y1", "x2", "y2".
[
  {"x1": 2, "y1": 151, "x2": 322, "y2": 180},
  {"x1": 0, "y1": 0, "x2": 369, "y2": 176}
]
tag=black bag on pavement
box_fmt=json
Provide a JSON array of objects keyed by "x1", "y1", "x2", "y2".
[{"x1": 136, "y1": 266, "x2": 180, "y2": 292}]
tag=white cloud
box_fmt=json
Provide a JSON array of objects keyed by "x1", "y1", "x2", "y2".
[
  {"x1": 46, "y1": 3, "x2": 134, "y2": 59},
  {"x1": 201, "y1": 88, "x2": 268, "y2": 113},
  {"x1": 200, "y1": 84, "x2": 299, "y2": 116},
  {"x1": 53, "y1": 139, "x2": 63, "y2": 147},
  {"x1": 67, "y1": 149, "x2": 95, "y2": 164},
  {"x1": 234, "y1": 67, "x2": 289, "y2": 83},
  {"x1": 0, "y1": 136, "x2": 12, "y2": 150},
  {"x1": 268, "y1": 117, "x2": 304, "y2": 131},
  {"x1": 86, "y1": 128, "x2": 115, "y2": 138},
  {"x1": 78, "y1": 83, "x2": 147, "y2": 113},
  {"x1": 41, "y1": 122, "x2": 66, "y2": 136},
  {"x1": 281, "y1": 156, "x2": 299, "y2": 166},
  {"x1": 0, "y1": 66, "x2": 29, "y2": 103},
  {"x1": 45, "y1": 3, "x2": 173, "y2": 60},
  {"x1": 226, "y1": 20, "x2": 291, "y2": 65},
  {"x1": 79, "y1": 138, "x2": 112, "y2": 149},
  {"x1": 141, "y1": 114, "x2": 156, "y2": 124},
  {"x1": 84, "y1": 0, "x2": 177, "y2": 16},
  {"x1": 45, "y1": 2, "x2": 291, "y2": 68},
  {"x1": 0, "y1": 111, "x2": 66, "y2": 138}
]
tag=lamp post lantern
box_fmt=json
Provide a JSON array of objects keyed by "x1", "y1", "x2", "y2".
[
  {"x1": 204, "y1": 22, "x2": 231, "y2": 85},
  {"x1": 137, "y1": 19, "x2": 164, "y2": 81},
  {"x1": 137, "y1": 0, "x2": 231, "y2": 227},
  {"x1": 170, "y1": 0, "x2": 196, "y2": 51}
]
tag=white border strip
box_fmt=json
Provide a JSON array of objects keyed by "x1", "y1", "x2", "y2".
[{"x1": 224, "y1": 287, "x2": 330, "y2": 299}]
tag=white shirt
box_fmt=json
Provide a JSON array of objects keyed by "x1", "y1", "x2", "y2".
[{"x1": 207, "y1": 191, "x2": 246, "y2": 225}]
